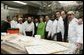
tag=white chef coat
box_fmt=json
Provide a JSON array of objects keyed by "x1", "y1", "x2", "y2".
[
  {"x1": 48, "y1": 20, "x2": 58, "y2": 39},
  {"x1": 45, "y1": 20, "x2": 52, "y2": 32},
  {"x1": 16, "y1": 23, "x2": 23, "y2": 34},
  {"x1": 57, "y1": 16, "x2": 64, "y2": 39},
  {"x1": 22, "y1": 21, "x2": 34, "y2": 36},
  {"x1": 76, "y1": 23, "x2": 83, "y2": 44},
  {"x1": 10, "y1": 20, "x2": 17, "y2": 28},
  {"x1": 68, "y1": 18, "x2": 78, "y2": 43}
]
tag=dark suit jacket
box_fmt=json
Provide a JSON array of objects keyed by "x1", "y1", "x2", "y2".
[
  {"x1": 63, "y1": 17, "x2": 68, "y2": 42},
  {"x1": 1, "y1": 21, "x2": 11, "y2": 32},
  {"x1": 34, "y1": 22, "x2": 38, "y2": 35}
]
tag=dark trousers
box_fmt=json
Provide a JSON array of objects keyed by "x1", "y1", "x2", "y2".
[
  {"x1": 45, "y1": 31, "x2": 48, "y2": 39},
  {"x1": 64, "y1": 36, "x2": 68, "y2": 42},
  {"x1": 47, "y1": 36, "x2": 54, "y2": 40},
  {"x1": 47, "y1": 34, "x2": 54, "y2": 40},
  {"x1": 57, "y1": 32, "x2": 62, "y2": 41},
  {"x1": 80, "y1": 49, "x2": 83, "y2": 54},
  {"x1": 48, "y1": 32, "x2": 62, "y2": 41},
  {"x1": 25, "y1": 31, "x2": 32, "y2": 36}
]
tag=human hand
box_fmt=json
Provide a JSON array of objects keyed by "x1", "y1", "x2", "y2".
[
  {"x1": 75, "y1": 43, "x2": 82, "y2": 49},
  {"x1": 78, "y1": 19, "x2": 83, "y2": 25}
]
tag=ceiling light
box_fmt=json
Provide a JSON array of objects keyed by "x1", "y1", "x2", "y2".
[{"x1": 13, "y1": 1, "x2": 27, "y2": 5}]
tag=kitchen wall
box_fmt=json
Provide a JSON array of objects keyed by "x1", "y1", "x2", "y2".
[
  {"x1": 1, "y1": 3, "x2": 9, "y2": 20},
  {"x1": 1, "y1": 3, "x2": 42, "y2": 21},
  {"x1": 1, "y1": 3, "x2": 28, "y2": 20}
]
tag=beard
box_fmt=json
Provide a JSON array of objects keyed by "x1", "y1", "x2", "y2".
[
  {"x1": 27, "y1": 21, "x2": 32, "y2": 23},
  {"x1": 51, "y1": 18, "x2": 55, "y2": 21}
]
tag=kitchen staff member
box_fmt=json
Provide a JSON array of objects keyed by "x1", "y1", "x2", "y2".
[
  {"x1": 67, "y1": 11, "x2": 78, "y2": 43},
  {"x1": 16, "y1": 18, "x2": 23, "y2": 34},
  {"x1": 10, "y1": 16, "x2": 18, "y2": 28},
  {"x1": 23, "y1": 17, "x2": 34, "y2": 36}
]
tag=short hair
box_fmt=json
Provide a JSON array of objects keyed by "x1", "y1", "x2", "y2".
[
  {"x1": 61, "y1": 10, "x2": 67, "y2": 14},
  {"x1": 67, "y1": 11, "x2": 75, "y2": 15},
  {"x1": 28, "y1": 16, "x2": 32, "y2": 19},
  {"x1": 56, "y1": 11, "x2": 61, "y2": 14},
  {"x1": 18, "y1": 18, "x2": 23, "y2": 20}
]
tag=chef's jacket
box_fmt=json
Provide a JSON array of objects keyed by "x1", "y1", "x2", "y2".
[
  {"x1": 22, "y1": 21, "x2": 34, "y2": 36},
  {"x1": 68, "y1": 18, "x2": 78, "y2": 43},
  {"x1": 10, "y1": 20, "x2": 17, "y2": 28}
]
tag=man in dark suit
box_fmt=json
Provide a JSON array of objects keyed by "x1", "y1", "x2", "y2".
[
  {"x1": 1, "y1": 16, "x2": 11, "y2": 32},
  {"x1": 61, "y1": 11, "x2": 68, "y2": 42},
  {"x1": 34, "y1": 18, "x2": 39, "y2": 36}
]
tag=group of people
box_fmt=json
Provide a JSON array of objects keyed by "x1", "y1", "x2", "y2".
[{"x1": 1, "y1": 10, "x2": 83, "y2": 53}]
